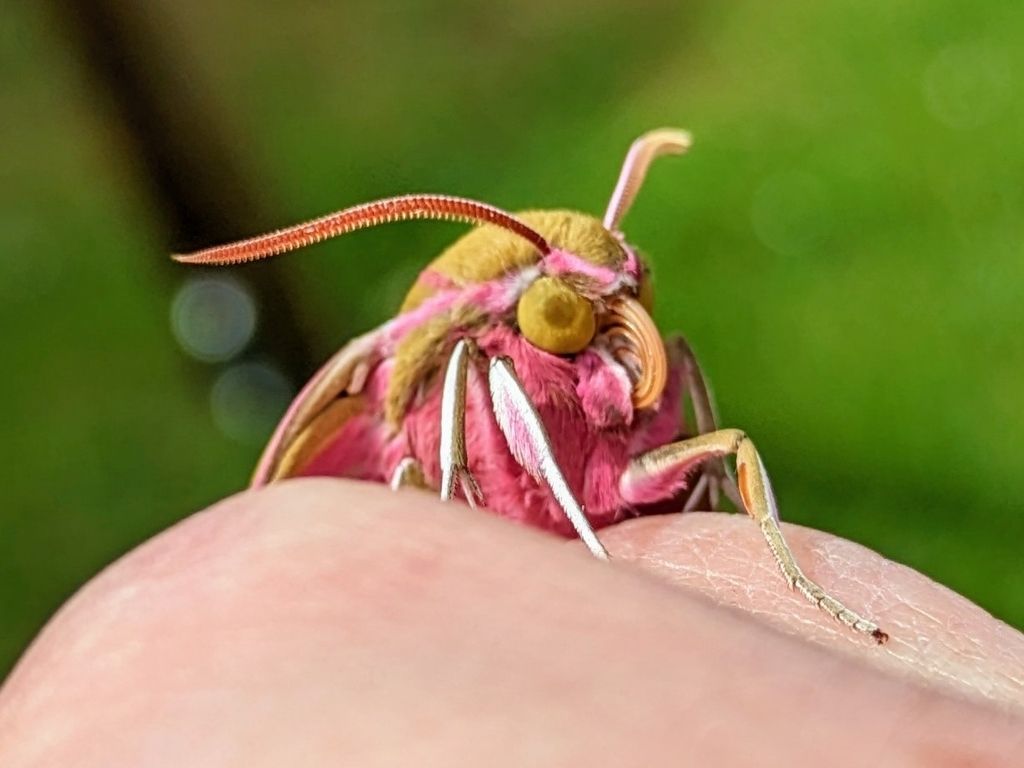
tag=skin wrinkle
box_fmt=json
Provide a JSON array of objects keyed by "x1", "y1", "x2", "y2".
[{"x1": 599, "y1": 513, "x2": 1024, "y2": 710}]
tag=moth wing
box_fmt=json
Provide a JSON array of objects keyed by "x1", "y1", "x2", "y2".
[
  {"x1": 252, "y1": 330, "x2": 380, "y2": 486},
  {"x1": 271, "y1": 395, "x2": 367, "y2": 481}
]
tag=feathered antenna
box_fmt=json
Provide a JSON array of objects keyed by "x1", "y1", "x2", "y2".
[
  {"x1": 173, "y1": 194, "x2": 552, "y2": 265},
  {"x1": 602, "y1": 128, "x2": 692, "y2": 233}
]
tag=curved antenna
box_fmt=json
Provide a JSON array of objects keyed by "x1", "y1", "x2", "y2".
[
  {"x1": 602, "y1": 128, "x2": 693, "y2": 232},
  {"x1": 173, "y1": 194, "x2": 551, "y2": 265}
]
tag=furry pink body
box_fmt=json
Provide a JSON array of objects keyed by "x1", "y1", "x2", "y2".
[{"x1": 301, "y1": 326, "x2": 691, "y2": 536}]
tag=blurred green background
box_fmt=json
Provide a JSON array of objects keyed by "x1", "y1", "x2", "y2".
[{"x1": 1, "y1": 1, "x2": 1021, "y2": 675}]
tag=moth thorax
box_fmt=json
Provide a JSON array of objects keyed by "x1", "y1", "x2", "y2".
[
  {"x1": 385, "y1": 211, "x2": 627, "y2": 427},
  {"x1": 400, "y1": 210, "x2": 626, "y2": 312}
]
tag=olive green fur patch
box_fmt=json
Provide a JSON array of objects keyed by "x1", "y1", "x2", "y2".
[
  {"x1": 387, "y1": 210, "x2": 624, "y2": 427},
  {"x1": 400, "y1": 210, "x2": 625, "y2": 312},
  {"x1": 384, "y1": 305, "x2": 484, "y2": 427}
]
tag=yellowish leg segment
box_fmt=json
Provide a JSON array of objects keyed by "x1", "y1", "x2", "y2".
[{"x1": 626, "y1": 429, "x2": 888, "y2": 643}]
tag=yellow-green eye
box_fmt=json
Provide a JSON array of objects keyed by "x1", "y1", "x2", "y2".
[{"x1": 517, "y1": 276, "x2": 596, "y2": 355}]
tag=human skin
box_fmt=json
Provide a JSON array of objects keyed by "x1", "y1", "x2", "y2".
[{"x1": 0, "y1": 479, "x2": 1022, "y2": 766}]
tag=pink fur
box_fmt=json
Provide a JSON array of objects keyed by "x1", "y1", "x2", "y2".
[
  {"x1": 299, "y1": 412, "x2": 388, "y2": 480},
  {"x1": 296, "y1": 323, "x2": 689, "y2": 536},
  {"x1": 618, "y1": 452, "x2": 701, "y2": 506},
  {"x1": 622, "y1": 244, "x2": 640, "y2": 280},
  {"x1": 382, "y1": 289, "x2": 461, "y2": 345},
  {"x1": 542, "y1": 248, "x2": 622, "y2": 289},
  {"x1": 418, "y1": 269, "x2": 457, "y2": 291},
  {"x1": 382, "y1": 274, "x2": 528, "y2": 350},
  {"x1": 575, "y1": 348, "x2": 634, "y2": 429}
]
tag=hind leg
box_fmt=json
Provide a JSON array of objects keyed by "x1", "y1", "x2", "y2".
[{"x1": 623, "y1": 429, "x2": 887, "y2": 642}]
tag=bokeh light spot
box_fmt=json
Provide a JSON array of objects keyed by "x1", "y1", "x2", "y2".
[
  {"x1": 210, "y1": 361, "x2": 293, "y2": 445},
  {"x1": 171, "y1": 276, "x2": 257, "y2": 363},
  {"x1": 923, "y1": 42, "x2": 1011, "y2": 130}
]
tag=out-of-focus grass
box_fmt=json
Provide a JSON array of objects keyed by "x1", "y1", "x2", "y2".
[{"x1": 1, "y1": 0, "x2": 1021, "y2": 673}]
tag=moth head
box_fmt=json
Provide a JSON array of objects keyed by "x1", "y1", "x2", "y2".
[
  {"x1": 173, "y1": 129, "x2": 690, "y2": 414},
  {"x1": 514, "y1": 267, "x2": 663, "y2": 410},
  {"x1": 513, "y1": 128, "x2": 689, "y2": 408},
  {"x1": 506, "y1": 209, "x2": 664, "y2": 409}
]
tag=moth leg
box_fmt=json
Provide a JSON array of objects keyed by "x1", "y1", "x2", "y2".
[
  {"x1": 668, "y1": 335, "x2": 741, "y2": 511},
  {"x1": 488, "y1": 356, "x2": 609, "y2": 560},
  {"x1": 623, "y1": 429, "x2": 888, "y2": 642},
  {"x1": 680, "y1": 473, "x2": 710, "y2": 513},
  {"x1": 439, "y1": 339, "x2": 482, "y2": 508},
  {"x1": 390, "y1": 457, "x2": 425, "y2": 491}
]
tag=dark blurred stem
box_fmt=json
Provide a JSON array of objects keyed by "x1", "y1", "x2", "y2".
[{"x1": 47, "y1": 0, "x2": 317, "y2": 382}]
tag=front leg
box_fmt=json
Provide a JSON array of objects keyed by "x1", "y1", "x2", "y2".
[
  {"x1": 623, "y1": 429, "x2": 888, "y2": 642},
  {"x1": 488, "y1": 357, "x2": 609, "y2": 560},
  {"x1": 438, "y1": 338, "x2": 482, "y2": 507}
]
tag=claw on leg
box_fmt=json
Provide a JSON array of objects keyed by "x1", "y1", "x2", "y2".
[{"x1": 625, "y1": 429, "x2": 888, "y2": 643}]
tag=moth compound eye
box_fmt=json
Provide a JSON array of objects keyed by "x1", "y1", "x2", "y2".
[{"x1": 517, "y1": 276, "x2": 596, "y2": 355}]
